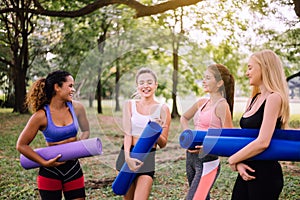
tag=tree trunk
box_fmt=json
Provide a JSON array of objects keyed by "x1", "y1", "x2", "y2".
[
  {"x1": 170, "y1": 9, "x2": 183, "y2": 118},
  {"x1": 13, "y1": 67, "x2": 27, "y2": 113},
  {"x1": 96, "y1": 70, "x2": 103, "y2": 113},
  {"x1": 171, "y1": 51, "x2": 180, "y2": 118},
  {"x1": 89, "y1": 92, "x2": 93, "y2": 107},
  {"x1": 115, "y1": 60, "x2": 121, "y2": 112},
  {"x1": 96, "y1": 35, "x2": 106, "y2": 114},
  {"x1": 294, "y1": 0, "x2": 300, "y2": 18},
  {"x1": 96, "y1": 20, "x2": 110, "y2": 113},
  {"x1": 12, "y1": 7, "x2": 30, "y2": 114}
]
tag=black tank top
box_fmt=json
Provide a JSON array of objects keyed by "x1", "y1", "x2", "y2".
[
  {"x1": 240, "y1": 94, "x2": 282, "y2": 129},
  {"x1": 239, "y1": 94, "x2": 283, "y2": 182}
]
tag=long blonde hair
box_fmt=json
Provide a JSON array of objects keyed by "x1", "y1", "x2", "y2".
[{"x1": 250, "y1": 49, "x2": 290, "y2": 128}]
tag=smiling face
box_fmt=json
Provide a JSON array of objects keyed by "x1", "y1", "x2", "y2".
[
  {"x1": 136, "y1": 72, "x2": 158, "y2": 98},
  {"x1": 55, "y1": 75, "x2": 76, "y2": 101},
  {"x1": 246, "y1": 56, "x2": 263, "y2": 86}
]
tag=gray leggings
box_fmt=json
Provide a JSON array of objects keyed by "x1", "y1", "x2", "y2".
[{"x1": 186, "y1": 151, "x2": 220, "y2": 200}]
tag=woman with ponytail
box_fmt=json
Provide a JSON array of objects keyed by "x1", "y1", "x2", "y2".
[
  {"x1": 16, "y1": 70, "x2": 90, "y2": 200},
  {"x1": 180, "y1": 64, "x2": 235, "y2": 200}
]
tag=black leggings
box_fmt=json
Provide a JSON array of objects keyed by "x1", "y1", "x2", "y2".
[{"x1": 231, "y1": 160, "x2": 283, "y2": 200}]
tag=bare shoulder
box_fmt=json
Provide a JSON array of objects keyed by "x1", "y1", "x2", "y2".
[
  {"x1": 215, "y1": 99, "x2": 230, "y2": 118},
  {"x1": 196, "y1": 98, "x2": 209, "y2": 108},
  {"x1": 71, "y1": 100, "x2": 84, "y2": 109},
  {"x1": 161, "y1": 103, "x2": 171, "y2": 115},
  {"x1": 161, "y1": 103, "x2": 170, "y2": 111},
  {"x1": 216, "y1": 99, "x2": 229, "y2": 109},
  {"x1": 123, "y1": 99, "x2": 133, "y2": 109},
  {"x1": 34, "y1": 109, "x2": 46, "y2": 120},
  {"x1": 30, "y1": 109, "x2": 47, "y2": 127},
  {"x1": 266, "y1": 92, "x2": 282, "y2": 104},
  {"x1": 124, "y1": 99, "x2": 132, "y2": 106},
  {"x1": 71, "y1": 100, "x2": 86, "y2": 115}
]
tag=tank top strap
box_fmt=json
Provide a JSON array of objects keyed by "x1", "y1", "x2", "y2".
[
  {"x1": 131, "y1": 100, "x2": 162, "y2": 118},
  {"x1": 67, "y1": 101, "x2": 79, "y2": 128},
  {"x1": 44, "y1": 104, "x2": 53, "y2": 126},
  {"x1": 151, "y1": 103, "x2": 162, "y2": 119},
  {"x1": 213, "y1": 98, "x2": 226, "y2": 108},
  {"x1": 199, "y1": 99, "x2": 210, "y2": 111},
  {"x1": 246, "y1": 93, "x2": 261, "y2": 112},
  {"x1": 131, "y1": 100, "x2": 137, "y2": 114}
]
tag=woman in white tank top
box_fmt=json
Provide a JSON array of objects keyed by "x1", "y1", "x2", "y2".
[{"x1": 117, "y1": 67, "x2": 171, "y2": 200}]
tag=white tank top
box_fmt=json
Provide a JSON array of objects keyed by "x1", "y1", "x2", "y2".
[{"x1": 131, "y1": 100, "x2": 162, "y2": 137}]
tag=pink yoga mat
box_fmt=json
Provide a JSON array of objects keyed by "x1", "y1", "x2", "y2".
[{"x1": 20, "y1": 138, "x2": 102, "y2": 169}]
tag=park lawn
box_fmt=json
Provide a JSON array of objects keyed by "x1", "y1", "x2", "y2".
[{"x1": 0, "y1": 107, "x2": 299, "y2": 200}]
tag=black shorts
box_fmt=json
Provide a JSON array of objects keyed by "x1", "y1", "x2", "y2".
[
  {"x1": 116, "y1": 145, "x2": 156, "y2": 178},
  {"x1": 37, "y1": 159, "x2": 85, "y2": 200}
]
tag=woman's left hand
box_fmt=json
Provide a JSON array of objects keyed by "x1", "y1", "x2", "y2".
[
  {"x1": 236, "y1": 163, "x2": 256, "y2": 181},
  {"x1": 187, "y1": 145, "x2": 203, "y2": 154},
  {"x1": 125, "y1": 157, "x2": 143, "y2": 172}
]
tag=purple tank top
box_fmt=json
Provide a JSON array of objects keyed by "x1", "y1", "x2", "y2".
[{"x1": 42, "y1": 102, "x2": 79, "y2": 142}]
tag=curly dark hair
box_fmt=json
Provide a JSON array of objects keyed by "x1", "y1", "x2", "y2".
[{"x1": 25, "y1": 70, "x2": 71, "y2": 112}]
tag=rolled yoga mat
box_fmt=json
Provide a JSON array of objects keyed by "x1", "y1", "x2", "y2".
[
  {"x1": 20, "y1": 138, "x2": 102, "y2": 170},
  {"x1": 112, "y1": 121, "x2": 162, "y2": 195},
  {"x1": 179, "y1": 128, "x2": 300, "y2": 149},
  {"x1": 179, "y1": 129, "x2": 206, "y2": 149},
  {"x1": 204, "y1": 128, "x2": 300, "y2": 141},
  {"x1": 202, "y1": 128, "x2": 300, "y2": 161}
]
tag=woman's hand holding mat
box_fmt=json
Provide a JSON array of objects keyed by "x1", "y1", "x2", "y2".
[
  {"x1": 179, "y1": 128, "x2": 300, "y2": 161},
  {"x1": 203, "y1": 129, "x2": 300, "y2": 161},
  {"x1": 112, "y1": 121, "x2": 162, "y2": 195},
  {"x1": 20, "y1": 138, "x2": 102, "y2": 170}
]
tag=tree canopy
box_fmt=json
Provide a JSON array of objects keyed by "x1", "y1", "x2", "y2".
[
  {"x1": 0, "y1": 0, "x2": 299, "y2": 113},
  {"x1": 0, "y1": 0, "x2": 203, "y2": 18},
  {"x1": 1, "y1": 0, "x2": 300, "y2": 18}
]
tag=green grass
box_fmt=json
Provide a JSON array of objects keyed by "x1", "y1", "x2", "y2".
[
  {"x1": 290, "y1": 114, "x2": 300, "y2": 129},
  {"x1": 0, "y1": 106, "x2": 300, "y2": 199}
]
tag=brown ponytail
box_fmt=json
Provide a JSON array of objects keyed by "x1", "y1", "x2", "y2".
[
  {"x1": 208, "y1": 64, "x2": 235, "y2": 118},
  {"x1": 25, "y1": 78, "x2": 48, "y2": 112}
]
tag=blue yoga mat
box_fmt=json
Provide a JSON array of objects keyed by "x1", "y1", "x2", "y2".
[
  {"x1": 179, "y1": 128, "x2": 300, "y2": 150},
  {"x1": 202, "y1": 128, "x2": 300, "y2": 161},
  {"x1": 179, "y1": 128, "x2": 300, "y2": 161},
  {"x1": 20, "y1": 138, "x2": 102, "y2": 169},
  {"x1": 206, "y1": 128, "x2": 300, "y2": 141},
  {"x1": 179, "y1": 129, "x2": 206, "y2": 149},
  {"x1": 203, "y1": 136, "x2": 300, "y2": 161},
  {"x1": 112, "y1": 121, "x2": 162, "y2": 195}
]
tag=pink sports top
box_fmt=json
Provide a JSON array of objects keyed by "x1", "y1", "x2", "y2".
[
  {"x1": 193, "y1": 98, "x2": 226, "y2": 130},
  {"x1": 131, "y1": 100, "x2": 162, "y2": 137}
]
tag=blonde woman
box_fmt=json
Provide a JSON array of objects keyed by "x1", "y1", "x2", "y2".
[{"x1": 228, "y1": 50, "x2": 290, "y2": 200}]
